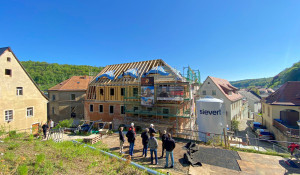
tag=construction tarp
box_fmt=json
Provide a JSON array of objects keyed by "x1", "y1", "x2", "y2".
[
  {"x1": 143, "y1": 66, "x2": 170, "y2": 77},
  {"x1": 96, "y1": 70, "x2": 115, "y2": 81},
  {"x1": 118, "y1": 68, "x2": 139, "y2": 79}
]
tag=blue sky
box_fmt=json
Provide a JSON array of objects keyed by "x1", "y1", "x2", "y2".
[{"x1": 1, "y1": 0, "x2": 299, "y2": 81}]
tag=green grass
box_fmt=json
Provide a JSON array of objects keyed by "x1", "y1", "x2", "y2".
[
  {"x1": 0, "y1": 131, "x2": 149, "y2": 175},
  {"x1": 230, "y1": 147, "x2": 290, "y2": 158}
]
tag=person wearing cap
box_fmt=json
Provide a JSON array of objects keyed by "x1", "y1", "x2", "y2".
[
  {"x1": 149, "y1": 124, "x2": 156, "y2": 135},
  {"x1": 126, "y1": 123, "x2": 136, "y2": 156}
]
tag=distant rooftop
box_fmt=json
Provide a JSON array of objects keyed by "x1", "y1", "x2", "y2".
[
  {"x1": 49, "y1": 76, "x2": 93, "y2": 91},
  {"x1": 264, "y1": 81, "x2": 300, "y2": 106}
]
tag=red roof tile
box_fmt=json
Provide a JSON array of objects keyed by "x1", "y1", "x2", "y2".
[
  {"x1": 49, "y1": 76, "x2": 93, "y2": 91},
  {"x1": 209, "y1": 76, "x2": 243, "y2": 102},
  {"x1": 265, "y1": 81, "x2": 300, "y2": 106}
]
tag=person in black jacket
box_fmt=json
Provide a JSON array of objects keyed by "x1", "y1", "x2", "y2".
[
  {"x1": 160, "y1": 130, "x2": 168, "y2": 158},
  {"x1": 141, "y1": 128, "x2": 149, "y2": 157},
  {"x1": 42, "y1": 122, "x2": 49, "y2": 139},
  {"x1": 119, "y1": 127, "x2": 125, "y2": 154},
  {"x1": 149, "y1": 124, "x2": 156, "y2": 135},
  {"x1": 126, "y1": 123, "x2": 136, "y2": 156},
  {"x1": 164, "y1": 133, "x2": 176, "y2": 168}
]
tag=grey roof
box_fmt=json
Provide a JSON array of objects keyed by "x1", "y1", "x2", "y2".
[
  {"x1": 238, "y1": 90, "x2": 261, "y2": 103},
  {"x1": 0, "y1": 47, "x2": 9, "y2": 56}
]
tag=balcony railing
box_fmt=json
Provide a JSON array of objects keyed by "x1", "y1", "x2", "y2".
[
  {"x1": 125, "y1": 109, "x2": 191, "y2": 118},
  {"x1": 123, "y1": 116, "x2": 176, "y2": 126},
  {"x1": 273, "y1": 119, "x2": 300, "y2": 138}
]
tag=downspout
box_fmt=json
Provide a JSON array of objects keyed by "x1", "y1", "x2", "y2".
[{"x1": 72, "y1": 140, "x2": 164, "y2": 175}]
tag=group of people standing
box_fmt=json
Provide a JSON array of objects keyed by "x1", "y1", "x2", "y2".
[
  {"x1": 119, "y1": 123, "x2": 176, "y2": 168},
  {"x1": 41, "y1": 119, "x2": 54, "y2": 139}
]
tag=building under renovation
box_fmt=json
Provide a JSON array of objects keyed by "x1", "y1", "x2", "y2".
[{"x1": 84, "y1": 59, "x2": 200, "y2": 134}]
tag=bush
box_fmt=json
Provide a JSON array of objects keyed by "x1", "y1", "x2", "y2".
[
  {"x1": 54, "y1": 119, "x2": 74, "y2": 129},
  {"x1": 231, "y1": 120, "x2": 239, "y2": 131}
]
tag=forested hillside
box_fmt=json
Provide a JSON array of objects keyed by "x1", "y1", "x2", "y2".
[
  {"x1": 21, "y1": 61, "x2": 103, "y2": 91},
  {"x1": 230, "y1": 61, "x2": 300, "y2": 89},
  {"x1": 269, "y1": 61, "x2": 300, "y2": 88},
  {"x1": 230, "y1": 77, "x2": 272, "y2": 89}
]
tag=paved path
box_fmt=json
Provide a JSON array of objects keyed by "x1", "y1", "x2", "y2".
[{"x1": 236, "y1": 117, "x2": 276, "y2": 152}]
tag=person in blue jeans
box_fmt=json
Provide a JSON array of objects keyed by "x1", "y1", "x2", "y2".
[
  {"x1": 141, "y1": 128, "x2": 149, "y2": 157},
  {"x1": 148, "y1": 132, "x2": 158, "y2": 165},
  {"x1": 164, "y1": 133, "x2": 176, "y2": 168},
  {"x1": 126, "y1": 123, "x2": 136, "y2": 156}
]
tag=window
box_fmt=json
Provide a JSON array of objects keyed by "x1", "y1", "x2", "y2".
[
  {"x1": 16, "y1": 87, "x2": 23, "y2": 95},
  {"x1": 147, "y1": 108, "x2": 152, "y2": 111},
  {"x1": 202, "y1": 90, "x2": 206, "y2": 95},
  {"x1": 90, "y1": 104, "x2": 94, "y2": 112},
  {"x1": 262, "y1": 104, "x2": 265, "y2": 113},
  {"x1": 121, "y1": 88, "x2": 125, "y2": 96},
  {"x1": 109, "y1": 106, "x2": 114, "y2": 114},
  {"x1": 27, "y1": 107, "x2": 33, "y2": 117},
  {"x1": 52, "y1": 107, "x2": 55, "y2": 115},
  {"x1": 208, "y1": 82, "x2": 210, "y2": 84},
  {"x1": 133, "y1": 88, "x2": 138, "y2": 96},
  {"x1": 212, "y1": 90, "x2": 216, "y2": 96},
  {"x1": 52, "y1": 95, "x2": 56, "y2": 101},
  {"x1": 110, "y1": 88, "x2": 114, "y2": 96},
  {"x1": 99, "y1": 105, "x2": 103, "y2": 113},
  {"x1": 100, "y1": 89, "x2": 104, "y2": 95},
  {"x1": 5, "y1": 69, "x2": 12, "y2": 76},
  {"x1": 71, "y1": 107, "x2": 76, "y2": 118},
  {"x1": 163, "y1": 108, "x2": 169, "y2": 114},
  {"x1": 5, "y1": 110, "x2": 13, "y2": 121},
  {"x1": 7, "y1": 57, "x2": 11, "y2": 62},
  {"x1": 71, "y1": 94, "x2": 76, "y2": 100},
  {"x1": 134, "y1": 107, "x2": 139, "y2": 112},
  {"x1": 267, "y1": 107, "x2": 270, "y2": 117},
  {"x1": 121, "y1": 106, "x2": 125, "y2": 114}
]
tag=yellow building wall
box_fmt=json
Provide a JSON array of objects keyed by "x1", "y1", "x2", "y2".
[
  {"x1": 262, "y1": 102, "x2": 300, "y2": 139},
  {"x1": 0, "y1": 49, "x2": 48, "y2": 132}
]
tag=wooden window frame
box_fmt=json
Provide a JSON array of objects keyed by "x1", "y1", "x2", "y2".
[
  {"x1": 4, "y1": 110, "x2": 13, "y2": 122},
  {"x1": 99, "y1": 105, "x2": 103, "y2": 113},
  {"x1": 90, "y1": 104, "x2": 94, "y2": 112},
  {"x1": 26, "y1": 107, "x2": 34, "y2": 117}
]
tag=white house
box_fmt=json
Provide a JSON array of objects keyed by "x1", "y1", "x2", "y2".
[
  {"x1": 239, "y1": 90, "x2": 261, "y2": 118},
  {"x1": 200, "y1": 76, "x2": 243, "y2": 129}
]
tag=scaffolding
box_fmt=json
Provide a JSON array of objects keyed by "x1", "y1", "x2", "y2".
[
  {"x1": 122, "y1": 64, "x2": 199, "y2": 135},
  {"x1": 183, "y1": 66, "x2": 201, "y2": 85},
  {"x1": 85, "y1": 59, "x2": 201, "y2": 135}
]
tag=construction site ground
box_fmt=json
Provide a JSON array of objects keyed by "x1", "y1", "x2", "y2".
[{"x1": 98, "y1": 133, "x2": 300, "y2": 175}]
